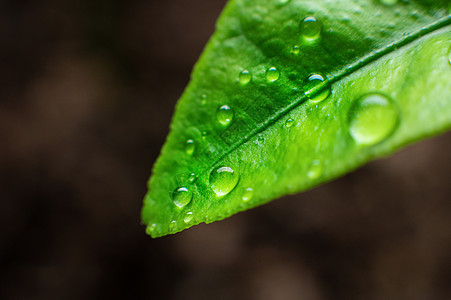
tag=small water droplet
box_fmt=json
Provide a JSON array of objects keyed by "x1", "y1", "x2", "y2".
[
  {"x1": 258, "y1": 136, "x2": 265, "y2": 144},
  {"x1": 202, "y1": 131, "x2": 208, "y2": 140},
  {"x1": 239, "y1": 70, "x2": 252, "y2": 85},
  {"x1": 305, "y1": 74, "x2": 331, "y2": 103},
  {"x1": 307, "y1": 160, "x2": 322, "y2": 180},
  {"x1": 242, "y1": 188, "x2": 254, "y2": 202},
  {"x1": 301, "y1": 16, "x2": 322, "y2": 42},
  {"x1": 185, "y1": 139, "x2": 195, "y2": 155},
  {"x1": 188, "y1": 173, "x2": 196, "y2": 182},
  {"x1": 172, "y1": 187, "x2": 192, "y2": 208},
  {"x1": 216, "y1": 105, "x2": 234, "y2": 127},
  {"x1": 169, "y1": 220, "x2": 177, "y2": 233},
  {"x1": 291, "y1": 45, "x2": 300, "y2": 55},
  {"x1": 209, "y1": 166, "x2": 240, "y2": 197},
  {"x1": 146, "y1": 223, "x2": 158, "y2": 236},
  {"x1": 349, "y1": 93, "x2": 399, "y2": 146},
  {"x1": 201, "y1": 94, "x2": 207, "y2": 105},
  {"x1": 285, "y1": 118, "x2": 294, "y2": 128},
  {"x1": 266, "y1": 67, "x2": 280, "y2": 82},
  {"x1": 184, "y1": 212, "x2": 194, "y2": 223},
  {"x1": 380, "y1": 0, "x2": 397, "y2": 6}
]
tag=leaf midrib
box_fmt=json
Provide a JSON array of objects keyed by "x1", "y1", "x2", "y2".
[{"x1": 200, "y1": 15, "x2": 451, "y2": 178}]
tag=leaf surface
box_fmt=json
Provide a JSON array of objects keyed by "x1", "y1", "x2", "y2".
[{"x1": 142, "y1": 0, "x2": 451, "y2": 237}]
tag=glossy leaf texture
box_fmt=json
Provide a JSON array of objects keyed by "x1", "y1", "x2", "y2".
[{"x1": 142, "y1": 0, "x2": 451, "y2": 238}]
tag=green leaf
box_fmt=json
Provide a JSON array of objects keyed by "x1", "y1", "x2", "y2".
[{"x1": 142, "y1": 0, "x2": 451, "y2": 238}]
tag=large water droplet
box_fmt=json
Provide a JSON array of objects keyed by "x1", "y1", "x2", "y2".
[
  {"x1": 307, "y1": 160, "x2": 322, "y2": 180},
  {"x1": 209, "y1": 166, "x2": 240, "y2": 197},
  {"x1": 266, "y1": 67, "x2": 280, "y2": 82},
  {"x1": 305, "y1": 74, "x2": 330, "y2": 103},
  {"x1": 239, "y1": 70, "x2": 252, "y2": 85},
  {"x1": 349, "y1": 93, "x2": 399, "y2": 146},
  {"x1": 242, "y1": 188, "x2": 254, "y2": 202},
  {"x1": 380, "y1": 0, "x2": 397, "y2": 6},
  {"x1": 184, "y1": 211, "x2": 194, "y2": 223},
  {"x1": 172, "y1": 187, "x2": 192, "y2": 208},
  {"x1": 301, "y1": 16, "x2": 322, "y2": 42},
  {"x1": 185, "y1": 139, "x2": 195, "y2": 155},
  {"x1": 216, "y1": 105, "x2": 234, "y2": 127}
]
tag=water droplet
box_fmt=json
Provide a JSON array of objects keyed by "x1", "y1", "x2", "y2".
[
  {"x1": 301, "y1": 16, "x2": 322, "y2": 42},
  {"x1": 307, "y1": 160, "x2": 322, "y2": 180},
  {"x1": 201, "y1": 131, "x2": 208, "y2": 140},
  {"x1": 188, "y1": 173, "x2": 196, "y2": 182},
  {"x1": 285, "y1": 118, "x2": 294, "y2": 128},
  {"x1": 209, "y1": 166, "x2": 240, "y2": 197},
  {"x1": 448, "y1": 47, "x2": 451, "y2": 65},
  {"x1": 184, "y1": 212, "x2": 194, "y2": 223},
  {"x1": 242, "y1": 188, "x2": 254, "y2": 202},
  {"x1": 146, "y1": 223, "x2": 158, "y2": 236},
  {"x1": 380, "y1": 0, "x2": 397, "y2": 6},
  {"x1": 258, "y1": 136, "x2": 265, "y2": 144},
  {"x1": 201, "y1": 94, "x2": 207, "y2": 105},
  {"x1": 216, "y1": 105, "x2": 234, "y2": 127},
  {"x1": 185, "y1": 139, "x2": 195, "y2": 155},
  {"x1": 291, "y1": 45, "x2": 300, "y2": 55},
  {"x1": 239, "y1": 70, "x2": 252, "y2": 85},
  {"x1": 266, "y1": 67, "x2": 280, "y2": 82},
  {"x1": 172, "y1": 187, "x2": 192, "y2": 208},
  {"x1": 305, "y1": 74, "x2": 330, "y2": 103},
  {"x1": 169, "y1": 220, "x2": 177, "y2": 233},
  {"x1": 348, "y1": 93, "x2": 399, "y2": 146}
]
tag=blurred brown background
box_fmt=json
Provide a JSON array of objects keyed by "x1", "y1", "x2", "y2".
[{"x1": 0, "y1": 1, "x2": 450, "y2": 299}]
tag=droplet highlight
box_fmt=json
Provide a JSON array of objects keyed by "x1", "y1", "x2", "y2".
[
  {"x1": 172, "y1": 187, "x2": 192, "y2": 208},
  {"x1": 348, "y1": 93, "x2": 399, "y2": 146},
  {"x1": 305, "y1": 74, "x2": 330, "y2": 103},
  {"x1": 266, "y1": 67, "x2": 280, "y2": 82},
  {"x1": 216, "y1": 105, "x2": 234, "y2": 127},
  {"x1": 209, "y1": 166, "x2": 240, "y2": 197},
  {"x1": 307, "y1": 160, "x2": 322, "y2": 180},
  {"x1": 301, "y1": 16, "x2": 322, "y2": 42},
  {"x1": 239, "y1": 70, "x2": 252, "y2": 85},
  {"x1": 242, "y1": 188, "x2": 254, "y2": 202},
  {"x1": 185, "y1": 139, "x2": 195, "y2": 155}
]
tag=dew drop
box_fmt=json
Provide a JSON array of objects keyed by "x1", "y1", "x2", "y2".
[
  {"x1": 209, "y1": 166, "x2": 240, "y2": 197},
  {"x1": 172, "y1": 187, "x2": 192, "y2": 208},
  {"x1": 216, "y1": 105, "x2": 234, "y2": 127},
  {"x1": 291, "y1": 45, "x2": 300, "y2": 55},
  {"x1": 185, "y1": 139, "x2": 195, "y2": 155},
  {"x1": 239, "y1": 70, "x2": 252, "y2": 85},
  {"x1": 184, "y1": 211, "x2": 194, "y2": 223},
  {"x1": 285, "y1": 118, "x2": 294, "y2": 128},
  {"x1": 301, "y1": 16, "x2": 322, "y2": 42},
  {"x1": 169, "y1": 220, "x2": 177, "y2": 233},
  {"x1": 380, "y1": 0, "x2": 397, "y2": 6},
  {"x1": 146, "y1": 223, "x2": 158, "y2": 236},
  {"x1": 305, "y1": 74, "x2": 331, "y2": 103},
  {"x1": 348, "y1": 93, "x2": 399, "y2": 146},
  {"x1": 258, "y1": 136, "x2": 265, "y2": 144},
  {"x1": 266, "y1": 67, "x2": 280, "y2": 82},
  {"x1": 242, "y1": 188, "x2": 254, "y2": 202},
  {"x1": 307, "y1": 160, "x2": 322, "y2": 180},
  {"x1": 188, "y1": 173, "x2": 196, "y2": 182}
]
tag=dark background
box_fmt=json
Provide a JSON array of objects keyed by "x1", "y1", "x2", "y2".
[{"x1": 1, "y1": 1, "x2": 450, "y2": 299}]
